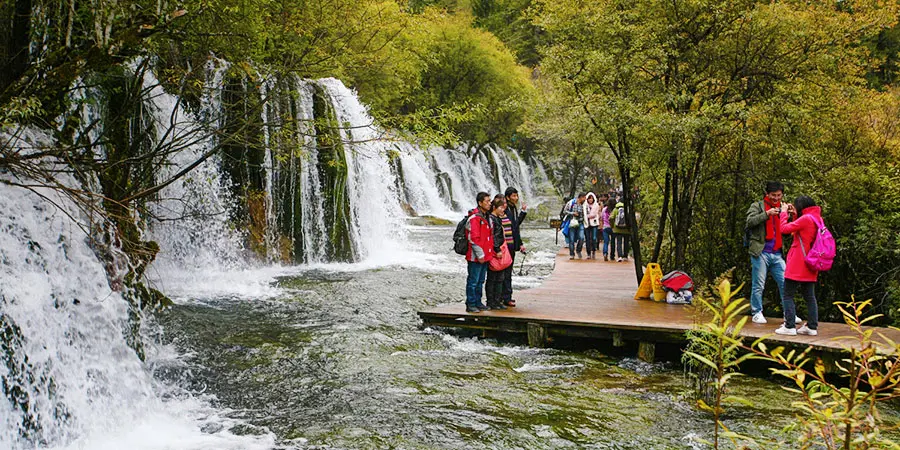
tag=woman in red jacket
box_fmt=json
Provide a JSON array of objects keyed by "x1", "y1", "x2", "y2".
[{"x1": 775, "y1": 196, "x2": 822, "y2": 336}]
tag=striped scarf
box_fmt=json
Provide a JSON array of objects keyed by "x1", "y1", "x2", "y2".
[{"x1": 501, "y1": 215, "x2": 513, "y2": 245}]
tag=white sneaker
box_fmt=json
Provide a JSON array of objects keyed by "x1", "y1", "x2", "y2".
[
  {"x1": 797, "y1": 325, "x2": 817, "y2": 336},
  {"x1": 795, "y1": 316, "x2": 802, "y2": 324},
  {"x1": 775, "y1": 325, "x2": 797, "y2": 336},
  {"x1": 752, "y1": 312, "x2": 767, "y2": 324}
]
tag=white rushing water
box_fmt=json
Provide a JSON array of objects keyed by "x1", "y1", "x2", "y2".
[
  {"x1": 0, "y1": 63, "x2": 551, "y2": 449},
  {"x1": 0, "y1": 131, "x2": 274, "y2": 450}
]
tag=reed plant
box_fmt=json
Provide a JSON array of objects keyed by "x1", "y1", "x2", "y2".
[{"x1": 686, "y1": 276, "x2": 900, "y2": 449}]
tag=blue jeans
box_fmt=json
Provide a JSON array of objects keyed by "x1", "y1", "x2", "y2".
[
  {"x1": 466, "y1": 261, "x2": 489, "y2": 308},
  {"x1": 749, "y1": 252, "x2": 786, "y2": 315},
  {"x1": 613, "y1": 233, "x2": 628, "y2": 259},
  {"x1": 585, "y1": 226, "x2": 598, "y2": 255},
  {"x1": 568, "y1": 226, "x2": 584, "y2": 257},
  {"x1": 602, "y1": 227, "x2": 612, "y2": 256}
]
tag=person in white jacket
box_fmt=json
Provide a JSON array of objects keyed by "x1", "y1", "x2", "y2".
[{"x1": 584, "y1": 192, "x2": 601, "y2": 260}]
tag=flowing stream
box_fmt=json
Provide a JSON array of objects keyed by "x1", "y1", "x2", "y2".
[{"x1": 0, "y1": 70, "x2": 825, "y2": 449}]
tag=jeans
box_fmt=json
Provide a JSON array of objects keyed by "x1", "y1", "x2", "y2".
[
  {"x1": 568, "y1": 226, "x2": 584, "y2": 257},
  {"x1": 501, "y1": 248, "x2": 515, "y2": 302},
  {"x1": 585, "y1": 226, "x2": 597, "y2": 255},
  {"x1": 466, "y1": 261, "x2": 489, "y2": 307},
  {"x1": 602, "y1": 227, "x2": 612, "y2": 257},
  {"x1": 749, "y1": 252, "x2": 786, "y2": 315},
  {"x1": 613, "y1": 233, "x2": 628, "y2": 259},
  {"x1": 782, "y1": 279, "x2": 818, "y2": 330}
]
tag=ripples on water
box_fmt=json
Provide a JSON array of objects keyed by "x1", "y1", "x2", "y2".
[{"x1": 157, "y1": 224, "x2": 816, "y2": 449}]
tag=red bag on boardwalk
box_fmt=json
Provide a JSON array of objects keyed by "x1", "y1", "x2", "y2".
[
  {"x1": 489, "y1": 247, "x2": 512, "y2": 271},
  {"x1": 660, "y1": 271, "x2": 693, "y2": 292}
]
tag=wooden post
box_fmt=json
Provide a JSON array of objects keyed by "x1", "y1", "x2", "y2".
[
  {"x1": 527, "y1": 323, "x2": 548, "y2": 348},
  {"x1": 638, "y1": 341, "x2": 655, "y2": 363},
  {"x1": 612, "y1": 330, "x2": 625, "y2": 347}
]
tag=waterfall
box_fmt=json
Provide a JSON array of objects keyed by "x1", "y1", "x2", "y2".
[
  {"x1": 0, "y1": 62, "x2": 551, "y2": 448},
  {"x1": 0, "y1": 130, "x2": 274, "y2": 449},
  {"x1": 315, "y1": 79, "x2": 409, "y2": 261},
  {"x1": 145, "y1": 60, "x2": 244, "y2": 271}
]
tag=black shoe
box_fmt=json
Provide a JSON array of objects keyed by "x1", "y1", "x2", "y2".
[
  {"x1": 477, "y1": 304, "x2": 489, "y2": 311},
  {"x1": 490, "y1": 304, "x2": 507, "y2": 310},
  {"x1": 466, "y1": 306, "x2": 482, "y2": 313}
]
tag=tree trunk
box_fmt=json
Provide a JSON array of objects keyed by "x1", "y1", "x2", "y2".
[
  {"x1": 672, "y1": 135, "x2": 707, "y2": 269},
  {"x1": 2, "y1": 0, "x2": 32, "y2": 91},
  {"x1": 616, "y1": 127, "x2": 643, "y2": 284},
  {"x1": 568, "y1": 150, "x2": 579, "y2": 200},
  {"x1": 652, "y1": 154, "x2": 674, "y2": 263}
]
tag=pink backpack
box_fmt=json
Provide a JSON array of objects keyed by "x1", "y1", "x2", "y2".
[{"x1": 798, "y1": 215, "x2": 835, "y2": 272}]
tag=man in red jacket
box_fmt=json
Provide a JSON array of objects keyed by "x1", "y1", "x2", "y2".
[{"x1": 465, "y1": 192, "x2": 495, "y2": 313}]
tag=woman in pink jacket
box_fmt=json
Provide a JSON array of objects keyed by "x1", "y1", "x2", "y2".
[
  {"x1": 584, "y1": 192, "x2": 601, "y2": 259},
  {"x1": 775, "y1": 196, "x2": 822, "y2": 336}
]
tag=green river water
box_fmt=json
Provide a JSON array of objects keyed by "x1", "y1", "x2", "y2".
[{"x1": 155, "y1": 225, "x2": 835, "y2": 449}]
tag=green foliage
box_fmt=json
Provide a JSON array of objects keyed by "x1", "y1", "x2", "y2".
[
  {"x1": 748, "y1": 299, "x2": 900, "y2": 449},
  {"x1": 471, "y1": 0, "x2": 543, "y2": 67},
  {"x1": 688, "y1": 275, "x2": 900, "y2": 448},
  {"x1": 153, "y1": 0, "x2": 533, "y2": 147},
  {"x1": 532, "y1": 0, "x2": 900, "y2": 319},
  {"x1": 683, "y1": 274, "x2": 757, "y2": 449},
  {"x1": 390, "y1": 9, "x2": 534, "y2": 146}
]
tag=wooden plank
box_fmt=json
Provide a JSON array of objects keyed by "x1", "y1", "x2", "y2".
[
  {"x1": 527, "y1": 322, "x2": 548, "y2": 348},
  {"x1": 419, "y1": 248, "x2": 900, "y2": 354},
  {"x1": 638, "y1": 342, "x2": 655, "y2": 363}
]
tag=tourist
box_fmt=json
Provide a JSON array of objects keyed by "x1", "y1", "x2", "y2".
[
  {"x1": 584, "y1": 192, "x2": 600, "y2": 259},
  {"x1": 745, "y1": 181, "x2": 788, "y2": 325},
  {"x1": 602, "y1": 198, "x2": 615, "y2": 261},
  {"x1": 503, "y1": 187, "x2": 527, "y2": 307},
  {"x1": 560, "y1": 196, "x2": 576, "y2": 246},
  {"x1": 485, "y1": 196, "x2": 508, "y2": 310},
  {"x1": 774, "y1": 196, "x2": 823, "y2": 336},
  {"x1": 610, "y1": 199, "x2": 630, "y2": 262},
  {"x1": 465, "y1": 192, "x2": 495, "y2": 313},
  {"x1": 564, "y1": 193, "x2": 586, "y2": 259}
]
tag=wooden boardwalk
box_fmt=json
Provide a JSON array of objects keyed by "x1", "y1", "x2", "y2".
[{"x1": 419, "y1": 249, "x2": 900, "y2": 361}]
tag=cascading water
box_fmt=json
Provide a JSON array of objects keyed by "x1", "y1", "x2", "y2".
[
  {"x1": 145, "y1": 60, "x2": 244, "y2": 272},
  {"x1": 0, "y1": 129, "x2": 274, "y2": 450},
  {"x1": 0, "y1": 62, "x2": 551, "y2": 449}
]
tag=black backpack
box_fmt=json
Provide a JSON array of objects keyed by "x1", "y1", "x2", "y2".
[
  {"x1": 453, "y1": 216, "x2": 469, "y2": 255},
  {"x1": 742, "y1": 201, "x2": 764, "y2": 248}
]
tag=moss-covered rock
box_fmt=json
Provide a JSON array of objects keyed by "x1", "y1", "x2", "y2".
[
  {"x1": 407, "y1": 215, "x2": 454, "y2": 226},
  {"x1": 270, "y1": 80, "x2": 306, "y2": 263},
  {"x1": 312, "y1": 84, "x2": 355, "y2": 262}
]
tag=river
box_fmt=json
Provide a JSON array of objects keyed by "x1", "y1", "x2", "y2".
[{"x1": 154, "y1": 223, "x2": 806, "y2": 449}]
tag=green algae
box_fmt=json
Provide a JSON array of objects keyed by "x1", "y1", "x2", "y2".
[{"x1": 312, "y1": 84, "x2": 355, "y2": 262}]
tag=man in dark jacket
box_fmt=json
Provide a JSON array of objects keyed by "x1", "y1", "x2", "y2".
[
  {"x1": 503, "y1": 187, "x2": 528, "y2": 307},
  {"x1": 745, "y1": 181, "x2": 789, "y2": 325}
]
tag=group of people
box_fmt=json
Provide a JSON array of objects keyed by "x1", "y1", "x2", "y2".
[
  {"x1": 461, "y1": 180, "x2": 828, "y2": 338},
  {"x1": 560, "y1": 192, "x2": 631, "y2": 261},
  {"x1": 463, "y1": 187, "x2": 528, "y2": 313},
  {"x1": 746, "y1": 181, "x2": 827, "y2": 336}
]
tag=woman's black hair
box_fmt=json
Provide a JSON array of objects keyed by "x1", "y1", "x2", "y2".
[
  {"x1": 491, "y1": 197, "x2": 506, "y2": 211},
  {"x1": 793, "y1": 195, "x2": 817, "y2": 216},
  {"x1": 605, "y1": 198, "x2": 616, "y2": 210}
]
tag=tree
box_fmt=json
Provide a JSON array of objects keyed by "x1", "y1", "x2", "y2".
[{"x1": 533, "y1": 0, "x2": 899, "y2": 295}]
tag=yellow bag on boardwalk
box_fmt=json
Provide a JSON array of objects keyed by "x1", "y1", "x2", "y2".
[{"x1": 635, "y1": 263, "x2": 666, "y2": 301}]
